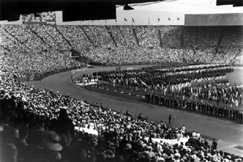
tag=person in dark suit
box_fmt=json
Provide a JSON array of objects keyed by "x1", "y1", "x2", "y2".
[
  {"x1": 50, "y1": 109, "x2": 75, "y2": 146},
  {"x1": 212, "y1": 139, "x2": 217, "y2": 151},
  {"x1": 168, "y1": 114, "x2": 172, "y2": 126}
]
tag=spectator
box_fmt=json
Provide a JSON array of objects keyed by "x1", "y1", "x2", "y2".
[
  {"x1": 50, "y1": 109, "x2": 75, "y2": 146},
  {"x1": 168, "y1": 114, "x2": 172, "y2": 126},
  {"x1": 212, "y1": 139, "x2": 217, "y2": 151}
]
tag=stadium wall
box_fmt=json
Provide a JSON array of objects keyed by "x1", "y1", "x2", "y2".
[
  {"x1": 0, "y1": 20, "x2": 22, "y2": 25},
  {"x1": 185, "y1": 13, "x2": 243, "y2": 26}
]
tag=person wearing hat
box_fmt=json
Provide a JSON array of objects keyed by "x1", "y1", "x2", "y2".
[
  {"x1": 41, "y1": 131, "x2": 63, "y2": 152},
  {"x1": 35, "y1": 130, "x2": 63, "y2": 162},
  {"x1": 50, "y1": 109, "x2": 75, "y2": 146}
]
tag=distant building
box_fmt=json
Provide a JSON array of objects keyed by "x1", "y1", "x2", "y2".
[{"x1": 21, "y1": 12, "x2": 56, "y2": 25}]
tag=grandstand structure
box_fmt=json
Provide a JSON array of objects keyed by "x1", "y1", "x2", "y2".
[{"x1": 0, "y1": 24, "x2": 242, "y2": 67}]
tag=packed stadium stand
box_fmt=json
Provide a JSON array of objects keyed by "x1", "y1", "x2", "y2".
[
  {"x1": 1, "y1": 1, "x2": 243, "y2": 161},
  {"x1": 0, "y1": 25, "x2": 242, "y2": 72},
  {"x1": 1, "y1": 22, "x2": 243, "y2": 162}
]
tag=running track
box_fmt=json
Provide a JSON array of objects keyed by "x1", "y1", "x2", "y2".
[{"x1": 26, "y1": 65, "x2": 243, "y2": 157}]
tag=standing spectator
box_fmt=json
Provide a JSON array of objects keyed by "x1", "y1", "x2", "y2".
[
  {"x1": 168, "y1": 114, "x2": 172, "y2": 126},
  {"x1": 50, "y1": 109, "x2": 75, "y2": 146},
  {"x1": 212, "y1": 139, "x2": 217, "y2": 151},
  {"x1": 172, "y1": 115, "x2": 176, "y2": 127}
]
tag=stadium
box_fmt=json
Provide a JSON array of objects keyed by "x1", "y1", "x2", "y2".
[{"x1": 0, "y1": 0, "x2": 243, "y2": 161}]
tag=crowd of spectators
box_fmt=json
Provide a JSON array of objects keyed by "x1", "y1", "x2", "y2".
[
  {"x1": 80, "y1": 25, "x2": 241, "y2": 65},
  {"x1": 0, "y1": 24, "x2": 243, "y2": 161},
  {"x1": 1, "y1": 25, "x2": 242, "y2": 70},
  {"x1": 0, "y1": 25, "x2": 84, "y2": 80},
  {"x1": 0, "y1": 49, "x2": 83, "y2": 80},
  {"x1": 234, "y1": 54, "x2": 243, "y2": 65},
  {"x1": 1, "y1": 72, "x2": 243, "y2": 162}
]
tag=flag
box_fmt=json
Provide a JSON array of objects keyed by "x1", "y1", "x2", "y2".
[
  {"x1": 131, "y1": 78, "x2": 138, "y2": 85},
  {"x1": 132, "y1": 18, "x2": 135, "y2": 23},
  {"x1": 140, "y1": 80, "x2": 147, "y2": 87},
  {"x1": 158, "y1": 18, "x2": 160, "y2": 22},
  {"x1": 137, "y1": 79, "x2": 147, "y2": 88},
  {"x1": 168, "y1": 17, "x2": 171, "y2": 21},
  {"x1": 124, "y1": 18, "x2": 127, "y2": 21},
  {"x1": 177, "y1": 17, "x2": 180, "y2": 20}
]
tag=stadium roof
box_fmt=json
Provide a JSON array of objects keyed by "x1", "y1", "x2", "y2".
[
  {"x1": 114, "y1": 0, "x2": 243, "y2": 26},
  {"x1": 121, "y1": 0, "x2": 243, "y2": 14},
  {"x1": 185, "y1": 13, "x2": 243, "y2": 26}
]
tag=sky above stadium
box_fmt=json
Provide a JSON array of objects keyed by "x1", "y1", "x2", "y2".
[{"x1": 124, "y1": 0, "x2": 243, "y2": 14}]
